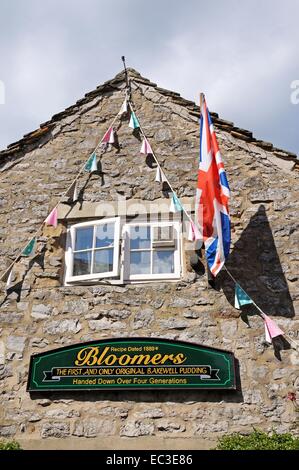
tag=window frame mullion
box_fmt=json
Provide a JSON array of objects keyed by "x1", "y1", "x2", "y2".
[
  {"x1": 90, "y1": 225, "x2": 96, "y2": 275},
  {"x1": 65, "y1": 216, "x2": 121, "y2": 284}
]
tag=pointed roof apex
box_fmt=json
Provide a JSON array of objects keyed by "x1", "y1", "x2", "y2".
[
  {"x1": 0, "y1": 68, "x2": 297, "y2": 168},
  {"x1": 102, "y1": 67, "x2": 143, "y2": 85},
  {"x1": 115, "y1": 67, "x2": 141, "y2": 78},
  {"x1": 102, "y1": 67, "x2": 157, "y2": 88}
]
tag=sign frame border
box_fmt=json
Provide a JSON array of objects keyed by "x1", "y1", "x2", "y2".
[{"x1": 27, "y1": 337, "x2": 237, "y2": 392}]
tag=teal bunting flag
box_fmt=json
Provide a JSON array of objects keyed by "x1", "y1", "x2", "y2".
[
  {"x1": 84, "y1": 153, "x2": 97, "y2": 172},
  {"x1": 22, "y1": 238, "x2": 36, "y2": 257},
  {"x1": 170, "y1": 193, "x2": 183, "y2": 213},
  {"x1": 129, "y1": 112, "x2": 140, "y2": 129},
  {"x1": 234, "y1": 284, "x2": 253, "y2": 309}
]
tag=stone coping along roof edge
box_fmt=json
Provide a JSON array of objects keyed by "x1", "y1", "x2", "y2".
[{"x1": 0, "y1": 68, "x2": 297, "y2": 168}]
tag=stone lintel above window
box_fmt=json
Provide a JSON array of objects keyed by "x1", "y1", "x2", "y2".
[{"x1": 58, "y1": 196, "x2": 195, "y2": 222}]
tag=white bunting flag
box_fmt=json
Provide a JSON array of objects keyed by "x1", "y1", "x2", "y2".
[
  {"x1": 118, "y1": 98, "x2": 128, "y2": 115},
  {"x1": 1, "y1": 266, "x2": 13, "y2": 284},
  {"x1": 155, "y1": 167, "x2": 162, "y2": 182},
  {"x1": 72, "y1": 181, "x2": 78, "y2": 202},
  {"x1": 66, "y1": 181, "x2": 78, "y2": 202},
  {"x1": 155, "y1": 167, "x2": 167, "y2": 183},
  {"x1": 6, "y1": 268, "x2": 14, "y2": 289}
]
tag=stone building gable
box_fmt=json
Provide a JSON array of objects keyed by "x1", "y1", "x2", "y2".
[
  {"x1": 0, "y1": 69, "x2": 298, "y2": 448},
  {"x1": 0, "y1": 69, "x2": 298, "y2": 263},
  {"x1": 0, "y1": 68, "x2": 298, "y2": 166}
]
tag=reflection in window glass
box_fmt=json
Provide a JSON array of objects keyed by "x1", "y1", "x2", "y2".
[
  {"x1": 153, "y1": 250, "x2": 174, "y2": 274},
  {"x1": 75, "y1": 227, "x2": 93, "y2": 251},
  {"x1": 73, "y1": 251, "x2": 92, "y2": 276},
  {"x1": 130, "y1": 251, "x2": 151, "y2": 275},
  {"x1": 95, "y1": 223, "x2": 114, "y2": 248},
  {"x1": 94, "y1": 249, "x2": 113, "y2": 273},
  {"x1": 130, "y1": 226, "x2": 151, "y2": 250}
]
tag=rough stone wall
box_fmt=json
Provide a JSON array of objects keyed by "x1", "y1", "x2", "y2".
[{"x1": 0, "y1": 75, "x2": 298, "y2": 447}]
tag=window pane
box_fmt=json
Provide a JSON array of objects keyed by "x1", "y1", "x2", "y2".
[
  {"x1": 153, "y1": 250, "x2": 174, "y2": 274},
  {"x1": 130, "y1": 251, "x2": 151, "y2": 275},
  {"x1": 94, "y1": 249, "x2": 113, "y2": 273},
  {"x1": 73, "y1": 251, "x2": 92, "y2": 276},
  {"x1": 75, "y1": 227, "x2": 93, "y2": 251},
  {"x1": 130, "y1": 226, "x2": 151, "y2": 249},
  {"x1": 95, "y1": 223, "x2": 114, "y2": 248}
]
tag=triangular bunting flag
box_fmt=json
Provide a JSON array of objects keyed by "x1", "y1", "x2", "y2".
[
  {"x1": 263, "y1": 314, "x2": 284, "y2": 343},
  {"x1": 234, "y1": 284, "x2": 254, "y2": 309},
  {"x1": 155, "y1": 167, "x2": 162, "y2": 182},
  {"x1": 162, "y1": 173, "x2": 167, "y2": 183},
  {"x1": 90, "y1": 154, "x2": 98, "y2": 172},
  {"x1": 72, "y1": 182, "x2": 78, "y2": 202},
  {"x1": 170, "y1": 193, "x2": 183, "y2": 213},
  {"x1": 84, "y1": 153, "x2": 97, "y2": 173},
  {"x1": 22, "y1": 238, "x2": 36, "y2": 257},
  {"x1": 265, "y1": 322, "x2": 271, "y2": 344},
  {"x1": 129, "y1": 111, "x2": 140, "y2": 129},
  {"x1": 1, "y1": 266, "x2": 13, "y2": 284},
  {"x1": 188, "y1": 221, "x2": 201, "y2": 242},
  {"x1": 140, "y1": 138, "x2": 153, "y2": 155},
  {"x1": 6, "y1": 268, "x2": 14, "y2": 289},
  {"x1": 118, "y1": 98, "x2": 128, "y2": 115},
  {"x1": 155, "y1": 167, "x2": 167, "y2": 183},
  {"x1": 66, "y1": 181, "x2": 78, "y2": 202},
  {"x1": 102, "y1": 127, "x2": 115, "y2": 144},
  {"x1": 45, "y1": 208, "x2": 58, "y2": 228}
]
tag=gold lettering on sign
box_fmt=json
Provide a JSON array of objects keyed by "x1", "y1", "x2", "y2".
[
  {"x1": 74, "y1": 346, "x2": 187, "y2": 367},
  {"x1": 74, "y1": 347, "x2": 100, "y2": 366}
]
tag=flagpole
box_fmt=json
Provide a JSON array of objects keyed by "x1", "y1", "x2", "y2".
[
  {"x1": 200, "y1": 93, "x2": 204, "y2": 111},
  {"x1": 199, "y1": 92, "x2": 211, "y2": 279},
  {"x1": 121, "y1": 55, "x2": 131, "y2": 101}
]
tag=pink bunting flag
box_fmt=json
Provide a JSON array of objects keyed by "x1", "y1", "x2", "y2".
[
  {"x1": 188, "y1": 221, "x2": 201, "y2": 241},
  {"x1": 263, "y1": 314, "x2": 284, "y2": 343},
  {"x1": 102, "y1": 127, "x2": 115, "y2": 144},
  {"x1": 45, "y1": 207, "x2": 58, "y2": 228},
  {"x1": 140, "y1": 138, "x2": 153, "y2": 155}
]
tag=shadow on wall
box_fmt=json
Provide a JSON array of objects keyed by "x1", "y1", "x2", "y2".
[
  {"x1": 30, "y1": 388, "x2": 243, "y2": 404},
  {"x1": 220, "y1": 204, "x2": 295, "y2": 319},
  {"x1": 29, "y1": 361, "x2": 243, "y2": 404}
]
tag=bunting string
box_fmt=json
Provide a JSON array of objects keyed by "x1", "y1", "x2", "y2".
[
  {"x1": 0, "y1": 97, "x2": 128, "y2": 284},
  {"x1": 127, "y1": 95, "x2": 298, "y2": 352},
  {"x1": 1, "y1": 83, "x2": 298, "y2": 354},
  {"x1": 224, "y1": 266, "x2": 298, "y2": 350},
  {"x1": 127, "y1": 100, "x2": 198, "y2": 231}
]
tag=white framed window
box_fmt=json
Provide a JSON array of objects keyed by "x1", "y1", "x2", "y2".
[
  {"x1": 65, "y1": 217, "x2": 120, "y2": 283},
  {"x1": 123, "y1": 221, "x2": 181, "y2": 281}
]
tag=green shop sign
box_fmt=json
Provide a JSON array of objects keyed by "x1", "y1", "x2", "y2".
[{"x1": 27, "y1": 338, "x2": 236, "y2": 391}]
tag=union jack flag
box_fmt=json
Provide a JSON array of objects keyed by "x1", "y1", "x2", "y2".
[{"x1": 196, "y1": 95, "x2": 231, "y2": 276}]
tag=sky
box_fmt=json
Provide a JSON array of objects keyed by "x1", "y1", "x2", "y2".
[{"x1": 0, "y1": 0, "x2": 298, "y2": 155}]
